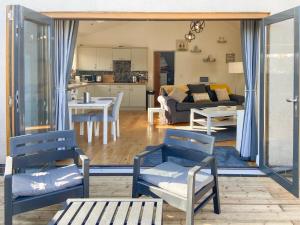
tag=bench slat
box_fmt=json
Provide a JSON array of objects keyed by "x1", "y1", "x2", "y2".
[
  {"x1": 71, "y1": 201, "x2": 94, "y2": 225},
  {"x1": 127, "y1": 202, "x2": 142, "y2": 225},
  {"x1": 99, "y1": 201, "x2": 118, "y2": 225},
  {"x1": 85, "y1": 201, "x2": 107, "y2": 225},
  {"x1": 141, "y1": 202, "x2": 154, "y2": 225},
  {"x1": 57, "y1": 202, "x2": 82, "y2": 225},
  {"x1": 113, "y1": 201, "x2": 131, "y2": 225}
]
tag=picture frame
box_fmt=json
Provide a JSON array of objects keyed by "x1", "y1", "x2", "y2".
[{"x1": 176, "y1": 39, "x2": 189, "y2": 51}]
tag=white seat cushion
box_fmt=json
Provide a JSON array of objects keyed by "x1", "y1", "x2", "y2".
[
  {"x1": 141, "y1": 162, "x2": 213, "y2": 197},
  {"x1": 12, "y1": 164, "x2": 83, "y2": 199}
]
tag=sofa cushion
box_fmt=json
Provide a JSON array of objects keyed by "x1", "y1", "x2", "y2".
[
  {"x1": 161, "y1": 88, "x2": 168, "y2": 97},
  {"x1": 187, "y1": 84, "x2": 207, "y2": 93},
  {"x1": 192, "y1": 93, "x2": 210, "y2": 102},
  {"x1": 215, "y1": 88, "x2": 230, "y2": 101},
  {"x1": 209, "y1": 84, "x2": 232, "y2": 94},
  {"x1": 169, "y1": 88, "x2": 187, "y2": 103},
  {"x1": 141, "y1": 161, "x2": 214, "y2": 197},
  {"x1": 12, "y1": 164, "x2": 83, "y2": 199},
  {"x1": 160, "y1": 85, "x2": 189, "y2": 95},
  {"x1": 176, "y1": 100, "x2": 237, "y2": 111}
]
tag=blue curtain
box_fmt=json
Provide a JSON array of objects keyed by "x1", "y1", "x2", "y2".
[
  {"x1": 54, "y1": 20, "x2": 79, "y2": 130},
  {"x1": 240, "y1": 20, "x2": 260, "y2": 161}
]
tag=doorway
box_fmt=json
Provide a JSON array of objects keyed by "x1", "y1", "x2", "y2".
[{"x1": 153, "y1": 51, "x2": 175, "y2": 106}]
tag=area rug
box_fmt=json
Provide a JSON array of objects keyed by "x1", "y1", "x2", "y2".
[
  {"x1": 142, "y1": 146, "x2": 248, "y2": 168},
  {"x1": 174, "y1": 125, "x2": 236, "y2": 142}
]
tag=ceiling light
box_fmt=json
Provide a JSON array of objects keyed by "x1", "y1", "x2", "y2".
[
  {"x1": 185, "y1": 31, "x2": 195, "y2": 42},
  {"x1": 190, "y1": 20, "x2": 205, "y2": 33}
]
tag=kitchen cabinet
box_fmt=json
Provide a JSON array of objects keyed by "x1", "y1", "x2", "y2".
[
  {"x1": 131, "y1": 48, "x2": 148, "y2": 71},
  {"x1": 93, "y1": 85, "x2": 111, "y2": 97},
  {"x1": 129, "y1": 85, "x2": 146, "y2": 107},
  {"x1": 77, "y1": 47, "x2": 97, "y2": 70},
  {"x1": 112, "y1": 48, "x2": 131, "y2": 60},
  {"x1": 97, "y1": 48, "x2": 113, "y2": 71},
  {"x1": 110, "y1": 86, "x2": 130, "y2": 107}
]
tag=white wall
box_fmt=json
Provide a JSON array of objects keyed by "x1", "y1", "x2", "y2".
[
  {"x1": 77, "y1": 21, "x2": 244, "y2": 94},
  {"x1": 0, "y1": 0, "x2": 299, "y2": 163}
]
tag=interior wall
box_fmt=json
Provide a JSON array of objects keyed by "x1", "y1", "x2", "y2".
[{"x1": 77, "y1": 21, "x2": 244, "y2": 95}]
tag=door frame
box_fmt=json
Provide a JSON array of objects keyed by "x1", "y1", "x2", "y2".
[
  {"x1": 259, "y1": 7, "x2": 300, "y2": 197},
  {"x1": 6, "y1": 5, "x2": 55, "y2": 138}
]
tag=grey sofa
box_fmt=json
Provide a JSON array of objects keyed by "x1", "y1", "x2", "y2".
[{"x1": 158, "y1": 84, "x2": 244, "y2": 124}]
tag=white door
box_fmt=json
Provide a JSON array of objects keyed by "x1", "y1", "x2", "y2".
[
  {"x1": 97, "y1": 48, "x2": 113, "y2": 71},
  {"x1": 131, "y1": 48, "x2": 148, "y2": 71},
  {"x1": 77, "y1": 47, "x2": 97, "y2": 70}
]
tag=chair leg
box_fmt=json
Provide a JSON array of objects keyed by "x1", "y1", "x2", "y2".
[
  {"x1": 186, "y1": 202, "x2": 195, "y2": 225},
  {"x1": 5, "y1": 187, "x2": 13, "y2": 225},
  {"x1": 94, "y1": 122, "x2": 99, "y2": 137},
  {"x1": 80, "y1": 122, "x2": 84, "y2": 136},
  {"x1": 117, "y1": 119, "x2": 120, "y2": 137},
  {"x1": 87, "y1": 121, "x2": 93, "y2": 143},
  {"x1": 112, "y1": 121, "x2": 117, "y2": 141},
  {"x1": 213, "y1": 184, "x2": 221, "y2": 214}
]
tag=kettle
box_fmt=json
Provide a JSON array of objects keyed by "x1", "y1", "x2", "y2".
[{"x1": 96, "y1": 75, "x2": 102, "y2": 83}]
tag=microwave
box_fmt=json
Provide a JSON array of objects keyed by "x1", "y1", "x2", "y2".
[{"x1": 81, "y1": 75, "x2": 95, "y2": 82}]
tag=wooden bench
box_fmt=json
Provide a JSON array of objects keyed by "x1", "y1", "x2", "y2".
[{"x1": 48, "y1": 198, "x2": 163, "y2": 225}]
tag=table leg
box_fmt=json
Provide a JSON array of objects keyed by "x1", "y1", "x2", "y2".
[
  {"x1": 69, "y1": 108, "x2": 73, "y2": 130},
  {"x1": 207, "y1": 116, "x2": 212, "y2": 135},
  {"x1": 103, "y1": 106, "x2": 108, "y2": 144},
  {"x1": 190, "y1": 109, "x2": 194, "y2": 129},
  {"x1": 87, "y1": 121, "x2": 93, "y2": 143}
]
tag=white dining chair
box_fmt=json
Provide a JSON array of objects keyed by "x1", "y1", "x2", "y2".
[
  {"x1": 72, "y1": 112, "x2": 93, "y2": 142},
  {"x1": 90, "y1": 92, "x2": 123, "y2": 141}
]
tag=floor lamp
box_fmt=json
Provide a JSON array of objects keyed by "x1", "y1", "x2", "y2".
[{"x1": 228, "y1": 62, "x2": 244, "y2": 94}]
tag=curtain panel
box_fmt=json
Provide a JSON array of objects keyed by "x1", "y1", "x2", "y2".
[
  {"x1": 240, "y1": 20, "x2": 260, "y2": 161},
  {"x1": 54, "y1": 20, "x2": 79, "y2": 130}
]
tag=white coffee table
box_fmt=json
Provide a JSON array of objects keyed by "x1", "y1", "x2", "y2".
[{"x1": 190, "y1": 106, "x2": 237, "y2": 135}]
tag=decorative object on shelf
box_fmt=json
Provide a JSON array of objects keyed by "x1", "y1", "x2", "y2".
[
  {"x1": 176, "y1": 39, "x2": 189, "y2": 51},
  {"x1": 226, "y1": 53, "x2": 235, "y2": 63},
  {"x1": 190, "y1": 45, "x2": 202, "y2": 53},
  {"x1": 199, "y1": 76, "x2": 209, "y2": 84},
  {"x1": 217, "y1": 36, "x2": 227, "y2": 43},
  {"x1": 190, "y1": 20, "x2": 205, "y2": 33},
  {"x1": 184, "y1": 31, "x2": 195, "y2": 42},
  {"x1": 203, "y1": 55, "x2": 216, "y2": 63}
]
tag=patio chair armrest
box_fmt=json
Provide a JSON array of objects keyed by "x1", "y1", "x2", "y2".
[
  {"x1": 4, "y1": 156, "x2": 13, "y2": 177},
  {"x1": 187, "y1": 156, "x2": 215, "y2": 198},
  {"x1": 74, "y1": 147, "x2": 90, "y2": 197},
  {"x1": 134, "y1": 144, "x2": 165, "y2": 162}
]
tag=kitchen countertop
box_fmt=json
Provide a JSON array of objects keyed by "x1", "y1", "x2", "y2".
[{"x1": 68, "y1": 82, "x2": 146, "y2": 90}]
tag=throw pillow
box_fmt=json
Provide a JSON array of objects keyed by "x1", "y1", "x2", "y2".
[
  {"x1": 169, "y1": 88, "x2": 187, "y2": 102},
  {"x1": 183, "y1": 91, "x2": 194, "y2": 103},
  {"x1": 161, "y1": 88, "x2": 168, "y2": 96},
  {"x1": 187, "y1": 84, "x2": 206, "y2": 93},
  {"x1": 215, "y1": 88, "x2": 230, "y2": 101},
  {"x1": 205, "y1": 85, "x2": 218, "y2": 102},
  {"x1": 192, "y1": 93, "x2": 211, "y2": 102}
]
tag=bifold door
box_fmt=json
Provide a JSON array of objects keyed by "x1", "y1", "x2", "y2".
[
  {"x1": 7, "y1": 5, "x2": 55, "y2": 136},
  {"x1": 260, "y1": 6, "x2": 300, "y2": 197}
]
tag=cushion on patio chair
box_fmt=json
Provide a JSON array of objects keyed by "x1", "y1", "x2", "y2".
[
  {"x1": 141, "y1": 161, "x2": 213, "y2": 197},
  {"x1": 12, "y1": 164, "x2": 83, "y2": 199}
]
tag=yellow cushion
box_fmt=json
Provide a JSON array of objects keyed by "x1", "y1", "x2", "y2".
[
  {"x1": 209, "y1": 84, "x2": 232, "y2": 94},
  {"x1": 160, "y1": 85, "x2": 189, "y2": 95},
  {"x1": 168, "y1": 88, "x2": 187, "y2": 102}
]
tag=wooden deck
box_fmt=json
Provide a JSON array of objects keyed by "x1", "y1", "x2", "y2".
[{"x1": 2, "y1": 176, "x2": 300, "y2": 225}]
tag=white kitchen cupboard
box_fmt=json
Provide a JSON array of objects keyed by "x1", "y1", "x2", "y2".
[
  {"x1": 129, "y1": 85, "x2": 146, "y2": 107},
  {"x1": 131, "y1": 48, "x2": 148, "y2": 71},
  {"x1": 112, "y1": 48, "x2": 131, "y2": 60},
  {"x1": 93, "y1": 85, "x2": 111, "y2": 97},
  {"x1": 97, "y1": 48, "x2": 113, "y2": 71},
  {"x1": 110, "y1": 85, "x2": 130, "y2": 107},
  {"x1": 77, "y1": 47, "x2": 97, "y2": 70}
]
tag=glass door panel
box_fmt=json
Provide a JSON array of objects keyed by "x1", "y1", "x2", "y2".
[
  {"x1": 8, "y1": 5, "x2": 54, "y2": 135},
  {"x1": 260, "y1": 7, "x2": 300, "y2": 197}
]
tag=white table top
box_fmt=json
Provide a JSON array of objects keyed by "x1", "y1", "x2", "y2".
[
  {"x1": 191, "y1": 106, "x2": 237, "y2": 117},
  {"x1": 68, "y1": 97, "x2": 113, "y2": 108}
]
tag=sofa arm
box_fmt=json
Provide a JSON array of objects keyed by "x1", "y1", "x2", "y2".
[{"x1": 229, "y1": 94, "x2": 245, "y2": 105}]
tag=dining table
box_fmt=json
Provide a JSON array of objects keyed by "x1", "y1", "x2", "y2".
[{"x1": 68, "y1": 97, "x2": 114, "y2": 144}]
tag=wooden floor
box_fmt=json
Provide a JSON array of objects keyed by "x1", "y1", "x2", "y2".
[
  {"x1": 76, "y1": 111, "x2": 236, "y2": 165},
  {"x1": 3, "y1": 176, "x2": 300, "y2": 225}
]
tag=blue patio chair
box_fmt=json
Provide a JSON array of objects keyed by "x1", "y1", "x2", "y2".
[
  {"x1": 4, "y1": 130, "x2": 89, "y2": 225},
  {"x1": 132, "y1": 129, "x2": 220, "y2": 225},
  {"x1": 90, "y1": 92, "x2": 124, "y2": 141}
]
